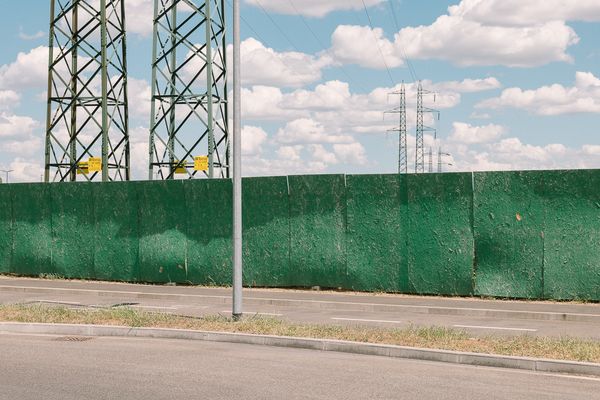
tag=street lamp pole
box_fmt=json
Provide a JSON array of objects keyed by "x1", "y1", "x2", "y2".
[{"x1": 232, "y1": 0, "x2": 243, "y2": 321}]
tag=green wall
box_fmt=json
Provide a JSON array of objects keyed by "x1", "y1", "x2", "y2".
[{"x1": 0, "y1": 170, "x2": 598, "y2": 301}]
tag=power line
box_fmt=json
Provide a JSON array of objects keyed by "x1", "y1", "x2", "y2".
[
  {"x1": 286, "y1": 0, "x2": 368, "y2": 92},
  {"x1": 387, "y1": 0, "x2": 418, "y2": 83},
  {"x1": 253, "y1": 0, "x2": 302, "y2": 50},
  {"x1": 225, "y1": 0, "x2": 270, "y2": 46},
  {"x1": 360, "y1": 0, "x2": 396, "y2": 86}
]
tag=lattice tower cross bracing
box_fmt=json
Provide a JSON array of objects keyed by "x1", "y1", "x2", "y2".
[
  {"x1": 384, "y1": 83, "x2": 408, "y2": 174},
  {"x1": 415, "y1": 82, "x2": 439, "y2": 174},
  {"x1": 45, "y1": 0, "x2": 130, "y2": 182},
  {"x1": 148, "y1": 0, "x2": 229, "y2": 180}
]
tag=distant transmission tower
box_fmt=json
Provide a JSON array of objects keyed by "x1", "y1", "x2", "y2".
[
  {"x1": 437, "y1": 147, "x2": 452, "y2": 173},
  {"x1": 384, "y1": 82, "x2": 408, "y2": 173},
  {"x1": 428, "y1": 147, "x2": 433, "y2": 173},
  {"x1": 45, "y1": 0, "x2": 130, "y2": 182},
  {"x1": 149, "y1": 0, "x2": 229, "y2": 180},
  {"x1": 415, "y1": 81, "x2": 439, "y2": 173}
]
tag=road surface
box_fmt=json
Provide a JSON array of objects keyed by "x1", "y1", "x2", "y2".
[
  {"x1": 1, "y1": 277, "x2": 600, "y2": 339},
  {"x1": 0, "y1": 333, "x2": 597, "y2": 400}
]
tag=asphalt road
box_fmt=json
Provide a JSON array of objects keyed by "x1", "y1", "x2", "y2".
[
  {"x1": 0, "y1": 333, "x2": 598, "y2": 400},
  {"x1": 1, "y1": 277, "x2": 600, "y2": 339}
]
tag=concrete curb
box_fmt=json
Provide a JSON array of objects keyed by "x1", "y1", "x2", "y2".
[
  {"x1": 2, "y1": 284, "x2": 600, "y2": 323},
  {"x1": 0, "y1": 322, "x2": 599, "y2": 377}
]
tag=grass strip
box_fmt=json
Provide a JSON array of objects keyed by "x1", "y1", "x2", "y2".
[{"x1": 0, "y1": 304, "x2": 598, "y2": 363}]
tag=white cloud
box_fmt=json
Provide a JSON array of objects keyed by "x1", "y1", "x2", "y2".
[
  {"x1": 242, "y1": 86, "x2": 307, "y2": 120},
  {"x1": 582, "y1": 145, "x2": 600, "y2": 155},
  {"x1": 478, "y1": 72, "x2": 600, "y2": 115},
  {"x1": 333, "y1": 143, "x2": 367, "y2": 165},
  {"x1": 449, "y1": 122, "x2": 505, "y2": 144},
  {"x1": 277, "y1": 145, "x2": 303, "y2": 161},
  {"x1": 243, "y1": 0, "x2": 384, "y2": 18},
  {"x1": 281, "y1": 80, "x2": 353, "y2": 111},
  {"x1": 328, "y1": 12, "x2": 578, "y2": 68},
  {"x1": 18, "y1": 29, "x2": 45, "y2": 41},
  {"x1": 125, "y1": 0, "x2": 154, "y2": 36},
  {"x1": 275, "y1": 118, "x2": 354, "y2": 145},
  {"x1": 228, "y1": 38, "x2": 331, "y2": 88},
  {"x1": 1, "y1": 137, "x2": 42, "y2": 155},
  {"x1": 329, "y1": 25, "x2": 405, "y2": 69},
  {"x1": 451, "y1": 0, "x2": 600, "y2": 26},
  {"x1": 128, "y1": 125, "x2": 150, "y2": 179},
  {"x1": 0, "y1": 113, "x2": 39, "y2": 138},
  {"x1": 399, "y1": 18, "x2": 578, "y2": 67},
  {"x1": 2, "y1": 158, "x2": 44, "y2": 183},
  {"x1": 441, "y1": 135, "x2": 600, "y2": 172},
  {"x1": 434, "y1": 78, "x2": 501, "y2": 93},
  {"x1": 310, "y1": 144, "x2": 338, "y2": 165},
  {"x1": 128, "y1": 78, "x2": 152, "y2": 120},
  {"x1": 242, "y1": 125, "x2": 268, "y2": 155},
  {"x1": 0, "y1": 91, "x2": 20, "y2": 110},
  {"x1": 0, "y1": 46, "x2": 48, "y2": 90}
]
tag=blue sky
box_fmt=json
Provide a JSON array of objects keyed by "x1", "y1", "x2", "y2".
[{"x1": 1, "y1": 0, "x2": 599, "y2": 181}]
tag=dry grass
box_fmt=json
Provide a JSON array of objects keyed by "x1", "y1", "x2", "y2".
[{"x1": 0, "y1": 304, "x2": 598, "y2": 363}]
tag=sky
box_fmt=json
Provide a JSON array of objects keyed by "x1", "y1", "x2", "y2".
[{"x1": 0, "y1": 0, "x2": 599, "y2": 182}]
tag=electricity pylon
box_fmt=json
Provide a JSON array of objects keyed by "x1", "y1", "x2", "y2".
[
  {"x1": 438, "y1": 147, "x2": 452, "y2": 173},
  {"x1": 384, "y1": 82, "x2": 408, "y2": 174},
  {"x1": 415, "y1": 81, "x2": 438, "y2": 173},
  {"x1": 149, "y1": 0, "x2": 229, "y2": 180},
  {"x1": 45, "y1": 0, "x2": 130, "y2": 182}
]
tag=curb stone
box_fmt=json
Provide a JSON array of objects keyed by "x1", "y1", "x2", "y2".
[{"x1": 0, "y1": 322, "x2": 599, "y2": 377}]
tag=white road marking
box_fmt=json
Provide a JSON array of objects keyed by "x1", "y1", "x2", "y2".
[
  {"x1": 131, "y1": 305, "x2": 179, "y2": 310},
  {"x1": 35, "y1": 300, "x2": 82, "y2": 306},
  {"x1": 453, "y1": 324, "x2": 537, "y2": 332},
  {"x1": 3, "y1": 285, "x2": 599, "y2": 321},
  {"x1": 332, "y1": 317, "x2": 403, "y2": 324},
  {"x1": 221, "y1": 311, "x2": 283, "y2": 317}
]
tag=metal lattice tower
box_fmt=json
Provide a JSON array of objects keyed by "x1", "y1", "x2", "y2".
[
  {"x1": 45, "y1": 0, "x2": 130, "y2": 182},
  {"x1": 428, "y1": 147, "x2": 433, "y2": 173},
  {"x1": 415, "y1": 81, "x2": 438, "y2": 174},
  {"x1": 438, "y1": 147, "x2": 451, "y2": 173},
  {"x1": 149, "y1": 0, "x2": 229, "y2": 180},
  {"x1": 384, "y1": 82, "x2": 408, "y2": 174}
]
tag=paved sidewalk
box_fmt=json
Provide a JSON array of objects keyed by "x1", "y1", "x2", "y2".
[{"x1": 1, "y1": 276, "x2": 599, "y2": 339}]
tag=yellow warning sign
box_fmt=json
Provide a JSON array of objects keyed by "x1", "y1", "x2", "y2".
[
  {"x1": 174, "y1": 161, "x2": 187, "y2": 174},
  {"x1": 77, "y1": 162, "x2": 89, "y2": 175},
  {"x1": 194, "y1": 156, "x2": 209, "y2": 172},
  {"x1": 88, "y1": 157, "x2": 102, "y2": 172}
]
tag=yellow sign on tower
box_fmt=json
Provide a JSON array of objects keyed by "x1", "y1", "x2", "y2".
[
  {"x1": 194, "y1": 156, "x2": 209, "y2": 172},
  {"x1": 77, "y1": 162, "x2": 89, "y2": 175},
  {"x1": 174, "y1": 161, "x2": 187, "y2": 174},
  {"x1": 88, "y1": 157, "x2": 102, "y2": 172}
]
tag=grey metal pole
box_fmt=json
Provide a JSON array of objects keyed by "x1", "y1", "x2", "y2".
[{"x1": 232, "y1": 0, "x2": 243, "y2": 320}]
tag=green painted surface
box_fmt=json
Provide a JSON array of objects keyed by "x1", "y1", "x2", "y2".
[
  {"x1": 346, "y1": 174, "x2": 405, "y2": 293},
  {"x1": 185, "y1": 179, "x2": 232, "y2": 286},
  {"x1": 1, "y1": 170, "x2": 598, "y2": 301},
  {"x1": 543, "y1": 170, "x2": 600, "y2": 300},
  {"x1": 242, "y1": 177, "x2": 290, "y2": 287},
  {"x1": 93, "y1": 182, "x2": 140, "y2": 282},
  {"x1": 137, "y1": 180, "x2": 188, "y2": 283},
  {"x1": 289, "y1": 175, "x2": 347, "y2": 288},
  {"x1": 51, "y1": 183, "x2": 95, "y2": 279},
  {"x1": 11, "y1": 184, "x2": 53, "y2": 276},
  {"x1": 0, "y1": 185, "x2": 11, "y2": 274},
  {"x1": 407, "y1": 173, "x2": 474, "y2": 296},
  {"x1": 474, "y1": 172, "x2": 545, "y2": 299}
]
